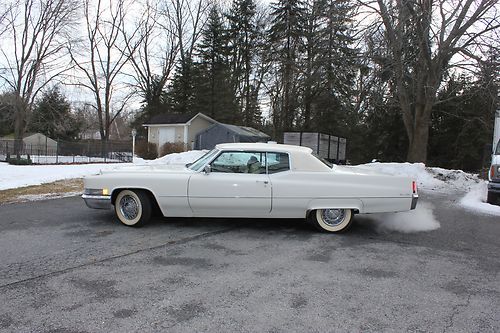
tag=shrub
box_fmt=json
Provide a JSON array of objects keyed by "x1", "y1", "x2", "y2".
[
  {"x1": 135, "y1": 140, "x2": 158, "y2": 160},
  {"x1": 159, "y1": 142, "x2": 185, "y2": 157},
  {"x1": 7, "y1": 156, "x2": 32, "y2": 165}
]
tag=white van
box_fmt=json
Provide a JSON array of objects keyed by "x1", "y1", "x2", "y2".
[
  {"x1": 488, "y1": 111, "x2": 500, "y2": 205},
  {"x1": 488, "y1": 142, "x2": 500, "y2": 204}
]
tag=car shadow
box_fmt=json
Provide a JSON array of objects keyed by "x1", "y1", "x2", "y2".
[{"x1": 145, "y1": 214, "x2": 380, "y2": 236}]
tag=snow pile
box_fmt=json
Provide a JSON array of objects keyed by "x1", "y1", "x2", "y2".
[
  {"x1": 134, "y1": 150, "x2": 206, "y2": 165},
  {"x1": 460, "y1": 182, "x2": 500, "y2": 215},
  {"x1": 366, "y1": 202, "x2": 440, "y2": 233},
  {"x1": 361, "y1": 161, "x2": 500, "y2": 216},
  {"x1": 360, "y1": 162, "x2": 480, "y2": 192}
]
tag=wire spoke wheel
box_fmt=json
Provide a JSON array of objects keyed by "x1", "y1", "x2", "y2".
[
  {"x1": 119, "y1": 195, "x2": 139, "y2": 220},
  {"x1": 320, "y1": 209, "x2": 346, "y2": 227},
  {"x1": 114, "y1": 190, "x2": 152, "y2": 227},
  {"x1": 309, "y1": 208, "x2": 353, "y2": 233}
]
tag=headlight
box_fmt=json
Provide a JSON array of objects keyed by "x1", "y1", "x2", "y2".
[{"x1": 84, "y1": 188, "x2": 109, "y2": 196}]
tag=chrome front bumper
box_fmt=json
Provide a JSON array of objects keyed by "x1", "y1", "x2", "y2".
[
  {"x1": 82, "y1": 194, "x2": 111, "y2": 210},
  {"x1": 411, "y1": 194, "x2": 418, "y2": 210}
]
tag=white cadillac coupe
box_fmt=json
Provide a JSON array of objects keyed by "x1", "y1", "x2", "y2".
[{"x1": 82, "y1": 143, "x2": 418, "y2": 233}]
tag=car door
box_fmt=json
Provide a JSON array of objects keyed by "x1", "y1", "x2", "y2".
[{"x1": 188, "y1": 151, "x2": 271, "y2": 217}]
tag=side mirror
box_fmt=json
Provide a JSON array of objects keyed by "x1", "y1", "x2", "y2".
[{"x1": 203, "y1": 165, "x2": 211, "y2": 174}]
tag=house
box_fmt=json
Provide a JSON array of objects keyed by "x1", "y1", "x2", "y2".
[
  {"x1": 0, "y1": 132, "x2": 57, "y2": 154},
  {"x1": 195, "y1": 123, "x2": 271, "y2": 150},
  {"x1": 143, "y1": 113, "x2": 217, "y2": 152},
  {"x1": 79, "y1": 117, "x2": 131, "y2": 141},
  {"x1": 0, "y1": 132, "x2": 58, "y2": 159}
]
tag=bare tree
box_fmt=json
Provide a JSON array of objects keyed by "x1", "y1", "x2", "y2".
[
  {"x1": 0, "y1": 2, "x2": 12, "y2": 38},
  {"x1": 125, "y1": 0, "x2": 179, "y2": 112},
  {"x1": 171, "y1": 0, "x2": 208, "y2": 65},
  {"x1": 361, "y1": 0, "x2": 500, "y2": 162},
  {"x1": 0, "y1": 0, "x2": 77, "y2": 156},
  {"x1": 69, "y1": 0, "x2": 142, "y2": 141}
]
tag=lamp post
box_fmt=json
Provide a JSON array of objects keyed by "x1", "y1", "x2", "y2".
[{"x1": 131, "y1": 129, "x2": 137, "y2": 163}]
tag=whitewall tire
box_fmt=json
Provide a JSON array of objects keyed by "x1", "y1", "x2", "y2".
[
  {"x1": 114, "y1": 190, "x2": 152, "y2": 227},
  {"x1": 309, "y1": 208, "x2": 353, "y2": 233}
]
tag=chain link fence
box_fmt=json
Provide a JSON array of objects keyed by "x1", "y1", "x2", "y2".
[{"x1": 0, "y1": 139, "x2": 132, "y2": 164}]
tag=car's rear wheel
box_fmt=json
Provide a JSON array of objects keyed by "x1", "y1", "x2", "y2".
[
  {"x1": 114, "y1": 190, "x2": 151, "y2": 227},
  {"x1": 309, "y1": 208, "x2": 353, "y2": 233}
]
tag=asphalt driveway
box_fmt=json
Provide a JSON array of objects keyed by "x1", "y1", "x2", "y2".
[{"x1": 0, "y1": 191, "x2": 499, "y2": 332}]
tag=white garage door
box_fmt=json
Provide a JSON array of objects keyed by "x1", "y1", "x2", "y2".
[{"x1": 159, "y1": 127, "x2": 176, "y2": 146}]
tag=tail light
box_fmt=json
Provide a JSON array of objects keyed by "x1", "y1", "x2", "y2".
[{"x1": 412, "y1": 181, "x2": 417, "y2": 194}]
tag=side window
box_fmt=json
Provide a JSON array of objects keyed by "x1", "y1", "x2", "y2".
[
  {"x1": 211, "y1": 151, "x2": 266, "y2": 174},
  {"x1": 267, "y1": 152, "x2": 290, "y2": 174}
]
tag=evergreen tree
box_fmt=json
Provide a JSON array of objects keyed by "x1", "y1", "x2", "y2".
[
  {"x1": 428, "y1": 68, "x2": 499, "y2": 171},
  {"x1": 167, "y1": 57, "x2": 197, "y2": 115},
  {"x1": 268, "y1": 0, "x2": 306, "y2": 136},
  {"x1": 300, "y1": 0, "x2": 322, "y2": 131},
  {"x1": 359, "y1": 91, "x2": 408, "y2": 163},
  {"x1": 192, "y1": 5, "x2": 237, "y2": 123},
  {"x1": 227, "y1": 0, "x2": 262, "y2": 126},
  {"x1": 131, "y1": 76, "x2": 169, "y2": 136},
  {"x1": 0, "y1": 92, "x2": 16, "y2": 136},
  {"x1": 29, "y1": 87, "x2": 78, "y2": 140},
  {"x1": 310, "y1": 0, "x2": 358, "y2": 136}
]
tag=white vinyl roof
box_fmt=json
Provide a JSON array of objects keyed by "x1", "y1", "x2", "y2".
[
  {"x1": 216, "y1": 142, "x2": 312, "y2": 153},
  {"x1": 215, "y1": 142, "x2": 331, "y2": 172}
]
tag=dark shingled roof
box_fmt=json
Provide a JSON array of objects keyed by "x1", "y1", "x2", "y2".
[
  {"x1": 144, "y1": 113, "x2": 197, "y2": 125},
  {"x1": 219, "y1": 123, "x2": 270, "y2": 138}
]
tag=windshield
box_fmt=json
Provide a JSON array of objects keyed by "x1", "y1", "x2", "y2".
[
  {"x1": 188, "y1": 149, "x2": 219, "y2": 171},
  {"x1": 496, "y1": 140, "x2": 500, "y2": 155}
]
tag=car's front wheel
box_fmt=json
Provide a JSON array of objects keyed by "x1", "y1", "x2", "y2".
[
  {"x1": 309, "y1": 208, "x2": 353, "y2": 233},
  {"x1": 114, "y1": 190, "x2": 152, "y2": 227}
]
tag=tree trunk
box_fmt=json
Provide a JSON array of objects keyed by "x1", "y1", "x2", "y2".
[
  {"x1": 406, "y1": 103, "x2": 432, "y2": 162},
  {"x1": 406, "y1": 119, "x2": 429, "y2": 162},
  {"x1": 303, "y1": 84, "x2": 312, "y2": 130}
]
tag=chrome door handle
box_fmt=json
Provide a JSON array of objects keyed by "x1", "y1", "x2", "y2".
[{"x1": 256, "y1": 180, "x2": 269, "y2": 184}]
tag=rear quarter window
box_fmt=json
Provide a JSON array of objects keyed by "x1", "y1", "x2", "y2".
[{"x1": 267, "y1": 152, "x2": 290, "y2": 174}]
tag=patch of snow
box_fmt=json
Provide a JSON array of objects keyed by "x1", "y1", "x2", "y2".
[
  {"x1": 360, "y1": 162, "x2": 480, "y2": 192},
  {"x1": 364, "y1": 202, "x2": 440, "y2": 233},
  {"x1": 15, "y1": 191, "x2": 82, "y2": 202},
  {"x1": 460, "y1": 182, "x2": 500, "y2": 216},
  {"x1": 0, "y1": 150, "x2": 206, "y2": 191},
  {"x1": 134, "y1": 150, "x2": 206, "y2": 165},
  {"x1": 0, "y1": 162, "x2": 129, "y2": 190}
]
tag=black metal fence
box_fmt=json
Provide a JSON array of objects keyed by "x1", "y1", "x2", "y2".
[{"x1": 0, "y1": 139, "x2": 132, "y2": 164}]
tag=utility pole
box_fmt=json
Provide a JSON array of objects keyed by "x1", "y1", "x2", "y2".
[{"x1": 132, "y1": 129, "x2": 137, "y2": 163}]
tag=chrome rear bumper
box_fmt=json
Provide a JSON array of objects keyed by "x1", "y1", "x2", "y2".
[
  {"x1": 411, "y1": 194, "x2": 418, "y2": 210},
  {"x1": 82, "y1": 194, "x2": 111, "y2": 210}
]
